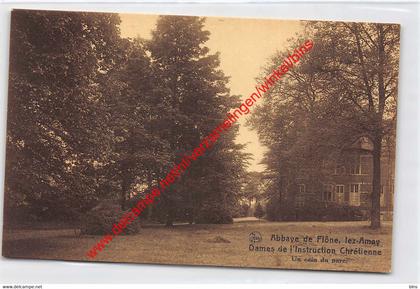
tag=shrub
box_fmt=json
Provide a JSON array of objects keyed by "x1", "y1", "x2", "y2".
[
  {"x1": 266, "y1": 197, "x2": 367, "y2": 222},
  {"x1": 254, "y1": 202, "x2": 265, "y2": 218},
  {"x1": 232, "y1": 203, "x2": 251, "y2": 218},
  {"x1": 294, "y1": 201, "x2": 367, "y2": 221},
  {"x1": 195, "y1": 201, "x2": 233, "y2": 224},
  {"x1": 80, "y1": 201, "x2": 141, "y2": 235},
  {"x1": 266, "y1": 196, "x2": 288, "y2": 221}
]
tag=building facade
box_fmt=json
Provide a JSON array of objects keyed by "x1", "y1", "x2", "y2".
[{"x1": 293, "y1": 137, "x2": 395, "y2": 221}]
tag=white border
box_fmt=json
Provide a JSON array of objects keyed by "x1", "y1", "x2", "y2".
[{"x1": 0, "y1": 0, "x2": 419, "y2": 284}]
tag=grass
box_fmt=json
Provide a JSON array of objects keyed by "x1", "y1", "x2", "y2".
[{"x1": 2, "y1": 220, "x2": 392, "y2": 272}]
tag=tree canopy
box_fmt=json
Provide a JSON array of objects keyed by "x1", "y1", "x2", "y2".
[
  {"x1": 248, "y1": 21, "x2": 399, "y2": 228},
  {"x1": 5, "y1": 11, "x2": 249, "y2": 227}
]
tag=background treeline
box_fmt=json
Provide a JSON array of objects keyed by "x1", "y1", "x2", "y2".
[
  {"x1": 4, "y1": 10, "x2": 249, "y2": 230},
  {"x1": 248, "y1": 21, "x2": 399, "y2": 228}
]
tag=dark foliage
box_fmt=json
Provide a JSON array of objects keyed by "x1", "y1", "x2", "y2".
[
  {"x1": 5, "y1": 11, "x2": 249, "y2": 228},
  {"x1": 232, "y1": 203, "x2": 251, "y2": 218},
  {"x1": 254, "y1": 202, "x2": 265, "y2": 218},
  {"x1": 195, "y1": 201, "x2": 233, "y2": 224},
  {"x1": 80, "y1": 203, "x2": 141, "y2": 235},
  {"x1": 266, "y1": 197, "x2": 367, "y2": 222},
  {"x1": 248, "y1": 22, "x2": 399, "y2": 228}
]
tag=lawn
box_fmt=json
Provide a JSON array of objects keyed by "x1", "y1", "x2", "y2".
[{"x1": 2, "y1": 219, "x2": 392, "y2": 272}]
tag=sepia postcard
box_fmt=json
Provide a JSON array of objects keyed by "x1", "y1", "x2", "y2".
[{"x1": 2, "y1": 9, "x2": 400, "y2": 273}]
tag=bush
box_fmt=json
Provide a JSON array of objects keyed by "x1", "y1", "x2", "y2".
[
  {"x1": 266, "y1": 196, "x2": 286, "y2": 221},
  {"x1": 80, "y1": 201, "x2": 141, "y2": 235},
  {"x1": 254, "y1": 202, "x2": 265, "y2": 218},
  {"x1": 266, "y1": 197, "x2": 367, "y2": 222},
  {"x1": 195, "y1": 201, "x2": 233, "y2": 224},
  {"x1": 232, "y1": 203, "x2": 251, "y2": 218}
]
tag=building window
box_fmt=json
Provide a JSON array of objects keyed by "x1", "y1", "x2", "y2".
[
  {"x1": 380, "y1": 185, "x2": 385, "y2": 207},
  {"x1": 335, "y1": 185, "x2": 345, "y2": 204},
  {"x1": 349, "y1": 184, "x2": 361, "y2": 206},
  {"x1": 298, "y1": 184, "x2": 306, "y2": 193},
  {"x1": 295, "y1": 195, "x2": 305, "y2": 207},
  {"x1": 360, "y1": 155, "x2": 371, "y2": 175},
  {"x1": 349, "y1": 156, "x2": 362, "y2": 175},
  {"x1": 322, "y1": 184, "x2": 334, "y2": 202},
  {"x1": 334, "y1": 165, "x2": 345, "y2": 175}
]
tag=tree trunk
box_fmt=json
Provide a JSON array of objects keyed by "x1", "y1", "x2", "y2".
[
  {"x1": 371, "y1": 134, "x2": 382, "y2": 229},
  {"x1": 120, "y1": 160, "x2": 131, "y2": 210},
  {"x1": 165, "y1": 205, "x2": 174, "y2": 227},
  {"x1": 120, "y1": 177, "x2": 129, "y2": 210},
  {"x1": 147, "y1": 205, "x2": 153, "y2": 220},
  {"x1": 188, "y1": 207, "x2": 194, "y2": 224},
  {"x1": 370, "y1": 24, "x2": 386, "y2": 229},
  {"x1": 146, "y1": 172, "x2": 153, "y2": 221}
]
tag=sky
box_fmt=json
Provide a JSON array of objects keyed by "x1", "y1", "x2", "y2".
[{"x1": 119, "y1": 13, "x2": 303, "y2": 172}]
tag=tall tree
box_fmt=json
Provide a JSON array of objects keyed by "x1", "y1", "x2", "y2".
[
  {"x1": 147, "y1": 16, "x2": 248, "y2": 225},
  {"x1": 101, "y1": 38, "x2": 172, "y2": 209},
  {"x1": 249, "y1": 22, "x2": 400, "y2": 228},
  {"x1": 5, "y1": 10, "x2": 122, "y2": 220},
  {"x1": 309, "y1": 22, "x2": 400, "y2": 228}
]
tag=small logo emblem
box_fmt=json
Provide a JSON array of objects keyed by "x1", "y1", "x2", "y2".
[{"x1": 249, "y1": 231, "x2": 262, "y2": 243}]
